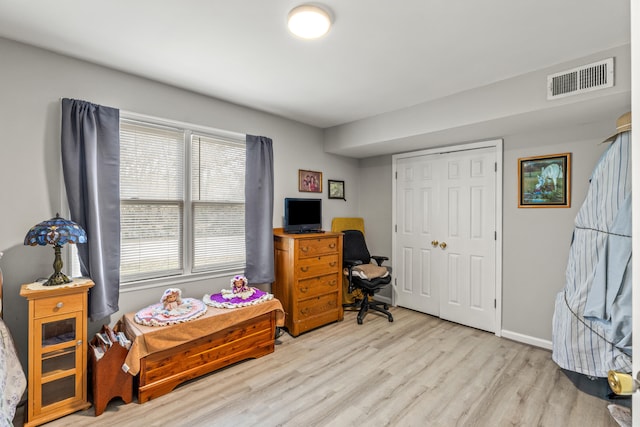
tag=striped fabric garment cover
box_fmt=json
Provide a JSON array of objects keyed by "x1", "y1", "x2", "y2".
[{"x1": 552, "y1": 131, "x2": 632, "y2": 377}]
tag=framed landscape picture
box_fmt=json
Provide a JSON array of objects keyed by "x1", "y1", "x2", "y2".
[
  {"x1": 518, "y1": 153, "x2": 571, "y2": 208},
  {"x1": 328, "y1": 180, "x2": 345, "y2": 200},
  {"x1": 298, "y1": 169, "x2": 322, "y2": 193}
]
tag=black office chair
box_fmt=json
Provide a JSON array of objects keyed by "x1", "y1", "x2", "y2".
[{"x1": 342, "y1": 229, "x2": 394, "y2": 325}]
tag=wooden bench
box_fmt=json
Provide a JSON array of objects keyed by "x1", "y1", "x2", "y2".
[{"x1": 120, "y1": 299, "x2": 284, "y2": 403}]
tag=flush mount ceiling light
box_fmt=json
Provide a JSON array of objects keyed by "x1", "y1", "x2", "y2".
[{"x1": 287, "y1": 5, "x2": 332, "y2": 39}]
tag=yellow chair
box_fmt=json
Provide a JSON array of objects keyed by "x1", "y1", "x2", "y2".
[
  {"x1": 331, "y1": 217, "x2": 366, "y2": 305},
  {"x1": 331, "y1": 217, "x2": 365, "y2": 235}
]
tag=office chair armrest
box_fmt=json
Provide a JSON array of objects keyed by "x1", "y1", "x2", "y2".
[
  {"x1": 343, "y1": 259, "x2": 363, "y2": 294},
  {"x1": 371, "y1": 255, "x2": 389, "y2": 266},
  {"x1": 343, "y1": 259, "x2": 364, "y2": 268}
]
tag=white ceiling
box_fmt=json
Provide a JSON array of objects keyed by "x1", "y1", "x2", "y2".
[{"x1": 0, "y1": 0, "x2": 630, "y2": 129}]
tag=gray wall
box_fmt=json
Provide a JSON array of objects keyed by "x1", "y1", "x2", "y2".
[
  {"x1": 356, "y1": 155, "x2": 394, "y2": 300},
  {"x1": 325, "y1": 45, "x2": 630, "y2": 344},
  {"x1": 0, "y1": 37, "x2": 360, "y2": 370},
  {"x1": 323, "y1": 45, "x2": 630, "y2": 159},
  {"x1": 0, "y1": 35, "x2": 630, "y2": 376},
  {"x1": 501, "y1": 122, "x2": 610, "y2": 341},
  {"x1": 349, "y1": 125, "x2": 610, "y2": 342}
]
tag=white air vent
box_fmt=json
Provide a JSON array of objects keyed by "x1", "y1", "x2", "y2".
[{"x1": 547, "y1": 57, "x2": 614, "y2": 99}]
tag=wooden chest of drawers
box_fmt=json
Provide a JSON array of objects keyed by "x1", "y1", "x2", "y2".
[{"x1": 273, "y1": 228, "x2": 343, "y2": 336}]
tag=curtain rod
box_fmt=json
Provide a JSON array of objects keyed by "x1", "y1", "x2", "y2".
[{"x1": 59, "y1": 98, "x2": 246, "y2": 141}]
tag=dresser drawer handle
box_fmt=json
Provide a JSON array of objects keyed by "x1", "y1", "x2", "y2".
[
  {"x1": 301, "y1": 266, "x2": 309, "y2": 272},
  {"x1": 300, "y1": 308, "x2": 309, "y2": 315},
  {"x1": 300, "y1": 246, "x2": 309, "y2": 253},
  {"x1": 329, "y1": 243, "x2": 336, "y2": 249},
  {"x1": 300, "y1": 286, "x2": 309, "y2": 293},
  {"x1": 329, "y1": 261, "x2": 337, "y2": 267},
  {"x1": 55, "y1": 302, "x2": 64, "y2": 309}
]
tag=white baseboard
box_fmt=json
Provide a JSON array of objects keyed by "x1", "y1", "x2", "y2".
[{"x1": 501, "y1": 329, "x2": 552, "y2": 350}]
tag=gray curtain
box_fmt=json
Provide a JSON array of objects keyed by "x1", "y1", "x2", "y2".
[
  {"x1": 61, "y1": 98, "x2": 120, "y2": 321},
  {"x1": 245, "y1": 135, "x2": 274, "y2": 284}
]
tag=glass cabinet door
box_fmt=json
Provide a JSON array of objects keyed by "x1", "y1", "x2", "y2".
[{"x1": 35, "y1": 312, "x2": 83, "y2": 412}]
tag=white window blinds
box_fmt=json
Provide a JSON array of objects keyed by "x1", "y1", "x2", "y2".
[
  {"x1": 191, "y1": 134, "x2": 245, "y2": 271},
  {"x1": 119, "y1": 118, "x2": 246, "y2": 284},
  {"x1": 120, "y1": 120, "x2": 184, "y2": 281}
]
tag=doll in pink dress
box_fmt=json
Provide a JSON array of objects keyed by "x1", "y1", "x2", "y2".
[{"x1": 161, "y1": 288, "x2": 182, "y2": 311}]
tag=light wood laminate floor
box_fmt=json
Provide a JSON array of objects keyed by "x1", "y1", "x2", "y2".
[{"x1": 15, "y1": 307, "x2": 622, "y2": 427}]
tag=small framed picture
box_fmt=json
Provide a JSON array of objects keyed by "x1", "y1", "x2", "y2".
[
  {"x1": 518, "y1": 153, "x2": 571, "y2": 208},
  {"x1": 328, "y1": 180, "x2": 345, "y2": 200},
  {"x1": 298, "y1": 169, "x2": 322, "y2": 193}
]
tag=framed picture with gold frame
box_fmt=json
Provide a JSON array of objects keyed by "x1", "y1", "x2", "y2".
[
  {"x1": 298, "y1": 169, "x2": 322, "y2": 193},
  {"x1": 518, "y1": 153, "x2": 571, "y2": 208}
]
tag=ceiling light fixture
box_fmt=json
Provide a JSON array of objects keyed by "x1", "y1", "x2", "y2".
[{"x1": 287, "y1": 5, "x2": 332, "y2": 39}]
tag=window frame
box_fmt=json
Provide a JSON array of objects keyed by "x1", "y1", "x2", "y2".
[{"x1": 118, "y1": 111, "x2": 246, "y2": 289}]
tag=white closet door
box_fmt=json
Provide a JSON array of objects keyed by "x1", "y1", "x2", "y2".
[
  {"x1": 394, "y1": 146, "x2": 497, "y2": 333},
  {"x1": 395, "y1": 154, "x2": 440, "y2": 315},
  {"x1": 438, "y1": 148, "x2": 496, "y2": 332}
]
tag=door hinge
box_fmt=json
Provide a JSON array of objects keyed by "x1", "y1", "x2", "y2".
[
  {"x1": 395, "y1": 224, "x2": 397, "y2": 232},
  {"x1": 494, "y1": 162, "x2": 497, "y2": 172},
  {"x1": 494, "y1": 299, "x2": 497, "y2": 308},
  {"x1": 494, "y1": 231, "x2": 497, "y2": 240},
  {"x1": 395, "y1": 171, "x2": 398, "y2": 179}
]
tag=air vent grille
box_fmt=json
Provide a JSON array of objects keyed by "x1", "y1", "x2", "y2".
[{"x1": 547, "y1": 58, "x2": 614, "y2": 99}]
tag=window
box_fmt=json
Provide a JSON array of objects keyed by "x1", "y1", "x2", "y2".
[
  {"x1": 119, "y1": 117, "x2": 245, "y2": 284},
  {"x1": 191, "y1": 134, "x2": 245, "y2": 272}
]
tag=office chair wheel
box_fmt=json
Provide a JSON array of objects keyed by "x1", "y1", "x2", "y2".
[
  {"x1": 383, "y1": 304, "x2": 389, "y2": 310},
  {"x1": 357, "y1": 318, "x2": 363, "y2": 325}
]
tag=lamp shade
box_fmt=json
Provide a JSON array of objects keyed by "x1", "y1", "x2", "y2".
[
  {"x1": 24, "y1": 213, "x2": 87, "y2": 247},
  {"x1": 24, "y1": 213, "x2": 87, "y2": 286}
]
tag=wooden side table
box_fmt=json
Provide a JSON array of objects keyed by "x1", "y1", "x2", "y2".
[{"x1": 20, "y1": 278, "x2": 94, "y2": 427}]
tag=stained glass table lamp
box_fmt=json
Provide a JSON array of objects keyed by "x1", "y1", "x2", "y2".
[{"x1": 24, "y1": 213, "x2": 87, "y2": 286}]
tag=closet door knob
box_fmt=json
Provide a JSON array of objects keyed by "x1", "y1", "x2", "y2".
[
  {"x1": 431, "y1": 240, "x2": 439, "y2": 247},
  {"x1": 439, "y1": 242, "x2": 447, "y2": 249}
]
